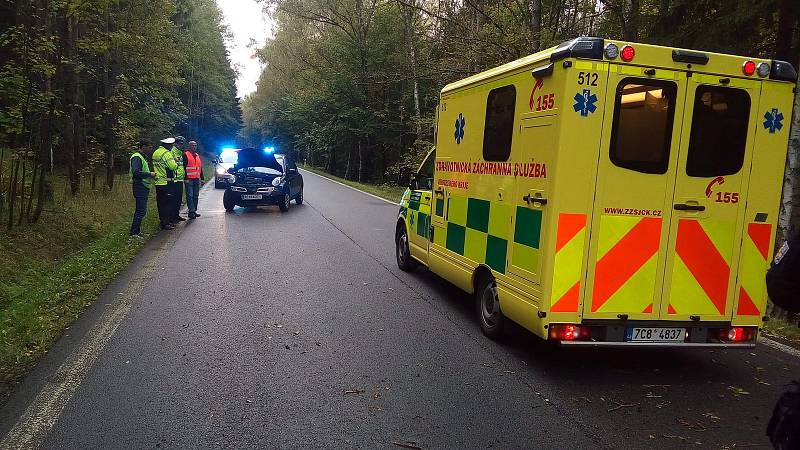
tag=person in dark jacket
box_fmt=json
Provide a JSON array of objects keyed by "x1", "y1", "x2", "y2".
[{"x1": 129, "y1": 140, "x2": 156, "y2": 238}]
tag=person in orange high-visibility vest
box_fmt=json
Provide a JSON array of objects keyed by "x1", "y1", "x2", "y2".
[{"x1": 183, "y1": 140, "x2": 204, "y2": 219}]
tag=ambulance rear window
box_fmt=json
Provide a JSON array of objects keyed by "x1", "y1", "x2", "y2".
[
  {"x1": 483, "y1": 85, "x2": 516, "y2": 162},
  {"x1": 610, "y1": 79, "x2": 678, "y2": 174},
  {"x1": 685, "y1": 86, "x2": 750, "y2": 177}
]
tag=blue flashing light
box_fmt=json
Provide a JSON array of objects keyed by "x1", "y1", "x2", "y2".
[{"x1": 264, "y1": 146, "x2": 275, "y2": 154}]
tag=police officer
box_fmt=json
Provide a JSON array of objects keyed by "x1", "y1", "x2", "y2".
[
  {"x1": 152, "y1": 138, "x2": 179, "y2": 230},
  {"x1": 129, "y1": 140, "x2": 156, "y2": 238},
  {"x1": 171, "y1": 136, "x2": 187, "y2": 223}
]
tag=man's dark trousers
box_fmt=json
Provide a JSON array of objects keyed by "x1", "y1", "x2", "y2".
[
  {"x1": 155, "y1": 184, "x2": 173, "y2": 228},
  {"x1": 130, "y1": 184, "x2": 150, "y2": 235},
  {"x1": 171, "y1": 181, "x2": 184, "y2": 221}
]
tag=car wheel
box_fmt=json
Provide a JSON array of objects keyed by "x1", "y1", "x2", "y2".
[
  {"x1": 476, "y1": 275, "x2": 505, "y2": 339},
  {"x1": 223, "y1": 192, "x2": 236, "y2": 212},
  {"x1": 295, "y1": 187, "x2": 303, "y2": 205},
  {"x1": 279, "y1": 192, "x2": 291, "y2": 212},
  {"x1": 396, "y1": 225, "x2": 417, "y2": 271}
]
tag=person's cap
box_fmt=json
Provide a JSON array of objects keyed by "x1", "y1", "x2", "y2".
[
  {"x1": 160, "y1": 137, "x2": 176, "y2": 145},
  {"x1": 138, "y1": 139, "x2": 151, "y2": 147},
  {"x1": 175, "y1": 136, "x2": 186, "y2": 143}
]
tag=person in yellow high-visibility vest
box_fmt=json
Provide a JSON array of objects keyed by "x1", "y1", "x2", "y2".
[
  {"x1": 152, "y1": 137, "x2": 179, "y2": 230},
  {"x1": 170, "y1": 136, "x2": 188, "y2": 223},
  {"x1": 183, "y1": 140, "x2": 204, "y2": 219},
  {"x1": 129, "y1": 140, "x2": 156, "y2": 238}
]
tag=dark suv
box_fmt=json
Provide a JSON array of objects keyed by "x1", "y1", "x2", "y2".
[{"x1": 222, "y1": 149, "x2": 304, "y2": 212}]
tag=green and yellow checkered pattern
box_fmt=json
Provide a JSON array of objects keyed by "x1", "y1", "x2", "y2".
[
  {"x1": 433, "y1": 196, "x2": 543, "y2": 275},
  {"x1": 402, "y1": 191, "x2": 430, "y2": 240}
]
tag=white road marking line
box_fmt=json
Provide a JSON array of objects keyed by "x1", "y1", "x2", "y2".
[
  {"x1": 760, "y1": 336, "x2": 800, "y2": 358},
  {"x1": 299, "y1": 168, "x2": 399, "y2": 205},
  {"x1": 1, "y1": 218, "x2": 184, "y2": 448}
]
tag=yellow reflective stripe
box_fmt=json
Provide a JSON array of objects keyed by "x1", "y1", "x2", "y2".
[
  {"x1": 699, "y1": 219, "x2": 735, "y2": 263},
  {"x1": 597, "y1": 253, "x2": 658, "y2": 313},
  {"x1": 669, "y1": 257, "x2": 720, "y2": 315},
  {"x1": 574, "y1": 61, "x2": 593, "y2": 70},
  {"x1": 596, "y1": 215, "x2": 639, "y2": 260},
  {"x1": 550, "y1": 227, "x2": 585, "y2": 306},
  {"x1": 738, "y1": 235, "x2": 767, "y2": 313}
]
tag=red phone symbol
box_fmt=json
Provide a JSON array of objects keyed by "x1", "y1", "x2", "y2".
[
  {"x1": 705, "y1": 176, "x2": 725, "y2": 198},
  {"x1": 529, "y1": 78, "x2": 544, "y2": 110}
]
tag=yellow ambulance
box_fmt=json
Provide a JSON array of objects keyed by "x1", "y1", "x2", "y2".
[{"x1": 396, "y1": 37, "x2": 797, "y2": 347}]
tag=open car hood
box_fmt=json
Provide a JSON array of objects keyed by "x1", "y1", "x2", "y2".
[{"x1": 233, "y1": 148, "x2": 283, "y2": 173}]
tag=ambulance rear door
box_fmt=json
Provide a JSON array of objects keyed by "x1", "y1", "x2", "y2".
[
  {"x1": 660, "y1": 75, "x2": 760, "y2": 321},
  {"x1": 583, "y1": 67, "x2": 688, "y2": 320}
]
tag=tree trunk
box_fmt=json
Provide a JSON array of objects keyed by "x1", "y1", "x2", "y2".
[
  {"x1": 358, "y1": 140, "x2": 363, "y2": 183},
  {"x1": 16, "y1": 160, "x2": 26, "y2": 225},
  {"x1": 31, "y1": 165, "x2": 47, "y2": 223},
  {"x1": 529, "y1": 0, "x2": 541, "y2": 52},
  {"x1": 25, "y1": 161, "x2": 37, "y2": 221},
  {"x1": 7, "y1": 160, "x2": 19, "y2": 231},
  {"x1": 778, "y1": 75, "x2": 800, "y2": 244},
  {"x1": 774, "y1": 0, "x2": 796, "y2": 63}
]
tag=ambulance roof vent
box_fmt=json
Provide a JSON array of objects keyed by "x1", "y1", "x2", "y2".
[
  {"x1": 770, "y1": 60, "x2": 798, "y2": 82},
  {"x1": 550, "y1": 37, "x2": 604, "y2": 62}
]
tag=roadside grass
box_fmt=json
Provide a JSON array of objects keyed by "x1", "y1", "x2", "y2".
[
  {"x1": 763, "y1": 317, "x2": 800, "y2": 346},
  {"x1": 0, "y1": 175, "x2": 160, "y2": 402},
  {"x1": 299, "y1": 165, "x2": 406, "y2": 203}
]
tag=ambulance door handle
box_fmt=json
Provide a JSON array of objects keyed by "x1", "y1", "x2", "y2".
[
  {"x1": 523, "y1": 194, "x2": 548, "y2": 205},
  {"x1": 674, "y1": 203, "x2": 705, "y2": 212}
]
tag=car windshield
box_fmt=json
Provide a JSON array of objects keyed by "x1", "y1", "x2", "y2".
[{"x1": 235, "y1": 166, "x2": 282, "y2": 175}]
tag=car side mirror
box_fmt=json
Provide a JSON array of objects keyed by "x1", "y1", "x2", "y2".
[
  {"x1": 212, "y1": 158, "x2": 219, "y2": 164},
  {"x1": 398, "y1": 167, "x2": 412, "y2": 187},
  {"x1": 227, "y1": 167, "x2": 236, "y2": 174}
]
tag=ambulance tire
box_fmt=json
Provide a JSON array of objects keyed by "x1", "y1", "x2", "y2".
[
  {"x1": 279, "y1": 193, "x2": 291, "y2": 212},
  {"x1": 395, "y1": 224, "x2": 417, "y2": 272},
  {"x1": 476, "y1": 275, "x2": 505, "y2": 339}
]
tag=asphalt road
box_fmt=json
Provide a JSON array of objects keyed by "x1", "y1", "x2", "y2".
[{"x1": 1, "y1": 170, "x2": 798, "y2": 449}]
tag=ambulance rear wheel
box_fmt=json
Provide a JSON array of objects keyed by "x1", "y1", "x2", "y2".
[
  {"x1": 477, "y1": 276, "x2": 505, "y2": 339},
  {"x1": 396, "y1": 225, "x2": 417, "y2": 271}
]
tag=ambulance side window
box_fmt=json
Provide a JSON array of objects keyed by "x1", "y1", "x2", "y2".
[
  {"x1": 417, "y1": 150, "x2": 435, "y2": 190},
  {"x1": 483, "y1": 85, "x2": 516, "y2": 162},
  {"x1": 685, "y1": 86, "x2": 750, "y2": 177},
  {"x1": 610, "y1": 79, "x2": 678, "y2": 174}
]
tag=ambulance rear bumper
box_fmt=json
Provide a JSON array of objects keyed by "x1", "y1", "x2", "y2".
[{"x1": 558, "y1": 341, "x2": 756, "y2": 348}]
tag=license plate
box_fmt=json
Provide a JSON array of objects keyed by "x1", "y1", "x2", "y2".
[
  {"x1": 241, "y1": 194, "x2": 262, "y2": 200},
  {"x1": 626, "y1": 327, "x2": 685, "y2": 342}
]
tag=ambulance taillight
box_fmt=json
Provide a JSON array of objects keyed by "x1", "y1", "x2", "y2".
[
  {"x1": 716, "y1": 327, "x2": 756, "y2": 342},
  {"x1": 620, "y1": 45, "x2": 635, "y2": 62},
  {"x1": 742, "y1": 60, "x2": 756, "y2": 76},
  {"x1": 549, "y1": 324, "x2": 590, "y2": 341}
]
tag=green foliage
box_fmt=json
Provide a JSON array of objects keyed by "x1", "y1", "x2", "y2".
[{"x1": 242, "y1": 0, "x2": 799, "y2": 183}]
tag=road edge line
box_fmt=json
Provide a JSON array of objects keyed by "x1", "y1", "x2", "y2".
[
  {"x1": 760, "y1": 336, "x2": 800, "y2": 358},
  {"x1": 299, "y1": 168, "x2": 398, "y2": 205}
]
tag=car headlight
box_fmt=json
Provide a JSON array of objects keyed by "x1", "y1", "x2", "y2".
[
  {"x1": 216, "y1": 167, "x2": 226, "y2": 175},
  {"x1": 229, "y1": 175, "x2": 236, "y2": 184},
  {"x1": 272, "y1": 177, "x2": 282, "y2": 187}
]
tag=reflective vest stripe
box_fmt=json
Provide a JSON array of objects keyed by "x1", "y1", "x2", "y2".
[
  {"x1": 672, "y1": 219, "x2": 730, "y2": 315},
  {"x1": 550, "y1": 213, "x2": 587, "y2": 313},
  {"x1": 736, "y1": 223, "x2": 771, "y2": 316},
  {"x1": 591, "y1": 217, "x2": 661, "y2": 312},
  {"x1": 185, "y1": 152, "x2": 201, "y2": 179}
]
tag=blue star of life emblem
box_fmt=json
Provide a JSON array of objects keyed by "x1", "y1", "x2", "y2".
[
  {"x1": 454, "y1": 113, "x2": 465, "y2": 144},
  {"x1": 573, "y1": 89, "x2": 598, "y2": 117},
  {"x1": 763, "y1": 108, "x2": 784, "y2": 134}
]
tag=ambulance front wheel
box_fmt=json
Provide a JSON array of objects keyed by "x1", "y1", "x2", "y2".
[
  {"x1": 476, "y1": 275, "x2": 505, "y2": 339},
  {"x1": 396, "y1": 224, "x2": 417, "y2": 271}
]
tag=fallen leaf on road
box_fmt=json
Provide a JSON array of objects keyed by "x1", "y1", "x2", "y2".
[
  {"x1": 608, "y1": 400, "x2": 639, "y2": 412},
  {"x1": 391, "y1": 441, "x2": 422, "y2": 449},
  {"x1": 753, "y1": 377, "x2": 771, "y2": 386},
  {"x1": 344, "y1": 389, "x2": 365, "y2": 395},
  {"x1": 728, "y1": 386, "x2": 750, "y2": 397}
]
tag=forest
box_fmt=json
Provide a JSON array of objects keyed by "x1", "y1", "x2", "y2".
[
  {"x1": 240, "y1": 0, "x2": 799, "y2": 188},
  {"x1": 0, "y1": 0, "x2": 241, "y2": 230}
]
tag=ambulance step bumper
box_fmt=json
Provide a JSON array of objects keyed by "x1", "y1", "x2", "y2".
[{"x1": 558, "y1": 341, "x2": 756, "y2": 348}]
